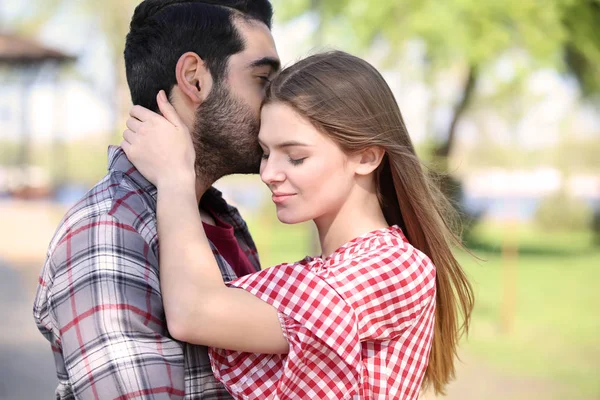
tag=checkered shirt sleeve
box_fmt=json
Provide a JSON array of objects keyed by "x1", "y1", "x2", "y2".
[
  {"x1": 210, "y1": 263, "x2": 363, "y2": 399},
  {"x1": 209, "y1": 226, "x2": 437, "y2": 400}
]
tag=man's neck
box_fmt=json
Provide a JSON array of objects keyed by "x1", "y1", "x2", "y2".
[
  {"x1": 195, "y1": 178, "x2": 218, "y2": 226},
  {"x1": 195, "y1": 179, "x2": 211, "y2": 204}
]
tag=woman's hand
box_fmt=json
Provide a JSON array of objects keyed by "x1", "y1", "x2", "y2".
[{"x1": 121, "y1": 90, "x2": 196, "y2": 188}]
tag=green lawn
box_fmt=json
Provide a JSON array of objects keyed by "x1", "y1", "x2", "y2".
[
  {"x1": 246, "y1": 217, "x2": 600, "y2": 398},
  {"x1": 459, "y1": 224, "x2": 600, "y2": 398}
]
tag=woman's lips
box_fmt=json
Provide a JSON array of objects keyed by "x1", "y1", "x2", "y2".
[{"x1": 271, "y1": 193, "x2": 296, "y2": 204}]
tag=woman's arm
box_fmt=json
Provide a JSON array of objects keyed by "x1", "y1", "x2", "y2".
[{"x1": 122, "y1": 92, "x2": 288, "y2": 354}]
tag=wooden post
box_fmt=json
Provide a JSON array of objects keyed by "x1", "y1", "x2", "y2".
[{"x1": 500, "y1": 202, "x2": 519, "y2": 335}]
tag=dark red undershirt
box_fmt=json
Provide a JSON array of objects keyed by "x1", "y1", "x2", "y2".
[{"x1": 202, "y1": 209, "x2": 256, "y2": 278}]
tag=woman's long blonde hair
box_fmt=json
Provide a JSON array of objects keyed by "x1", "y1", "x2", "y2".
[{"x1": 265, "y1": 50, "x2": 474, "y2": 395}]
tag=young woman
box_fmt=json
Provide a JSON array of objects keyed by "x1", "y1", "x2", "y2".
[{"x1": 121, "y1": 50, "x2": 473, "y2": 399}]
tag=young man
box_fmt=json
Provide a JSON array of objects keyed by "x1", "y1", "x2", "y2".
[{"x1": 33, "y1": 1, "x2": 280, "y2": 398}]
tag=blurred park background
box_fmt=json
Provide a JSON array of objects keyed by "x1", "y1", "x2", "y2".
[{"x1": 1, "y1": 0, "x2": 599, "y2": 399}]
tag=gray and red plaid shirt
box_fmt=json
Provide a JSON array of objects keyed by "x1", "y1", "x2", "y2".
[{"x1": 33, "y1": 146, "x2": 260, "y2": 399}]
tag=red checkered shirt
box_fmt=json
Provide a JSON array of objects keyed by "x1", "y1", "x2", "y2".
[
  {"x1": 33, "y1": 146, "x2": 260, "y2": 399},
  {"x1": 210, "y1": 226, "x2": 436, "y2": 399}
]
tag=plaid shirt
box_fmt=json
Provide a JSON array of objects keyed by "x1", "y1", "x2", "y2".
[
  {"x1": 33, "y1": 146, "x2": 260, "y2": 400},
  {"x1": 210, "y1": 226, "x2": 436, "y2": 400}
]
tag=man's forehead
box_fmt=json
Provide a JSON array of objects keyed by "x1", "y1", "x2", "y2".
[{"x1": 233, "y1": 19, "x2": 279, "y2": 67}]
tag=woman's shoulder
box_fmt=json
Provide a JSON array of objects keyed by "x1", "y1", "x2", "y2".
[
  {"x1": 331, "y1": 226, "x2": 434, "y2": 275},
  {"x1": 331, "y1": 228, "x2": 436, "y2": 339},
  {"x1": 323, "y1": 227, "x2": 436, "y2": 310}
]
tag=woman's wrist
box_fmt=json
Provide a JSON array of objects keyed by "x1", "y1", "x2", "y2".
[{"x1": 156, "y1": 171, "x2": 197, "y2": 194}]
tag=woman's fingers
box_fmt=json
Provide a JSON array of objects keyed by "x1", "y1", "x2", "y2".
[
  {"x1": 120, "y1": 139, "x2": 132, "y2": 155},
  {"x1": 157, "y1": 90, "x2": 183, "y2": 127},
  {"x1": 126, "y1": 117, "x2": 142, "y2": 133},
  {"x1": 122, "y1": 129, "x2": 136, "y2": 145},
  {"x1": 129, "y1": 105, "x2": 156, "y2": 122}
]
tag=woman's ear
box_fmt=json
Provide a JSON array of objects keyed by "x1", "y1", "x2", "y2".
[
  {"x1": 354, "y1": 146, "x2": 385, "y2": 176},
  {"x1": 175, "y1": 52, "x2": 213, "y2": 106}
]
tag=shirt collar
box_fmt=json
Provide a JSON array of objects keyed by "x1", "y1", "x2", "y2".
[
  {"x1": 108, "y1": 145, "x2": 157, "y2": 200},
  {"x1": 309, "y1": 225, "x2": 406, "y2": 264}
]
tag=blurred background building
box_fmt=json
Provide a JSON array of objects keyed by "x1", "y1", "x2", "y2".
[{"x1": 0, "y1": 0, "x2": 598, "y2": 399}]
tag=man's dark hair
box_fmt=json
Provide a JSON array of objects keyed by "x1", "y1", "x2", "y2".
[{"x1": 124, "y1": 0, "x2": 273, "y2": 111}]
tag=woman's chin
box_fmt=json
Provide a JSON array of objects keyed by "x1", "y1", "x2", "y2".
[{"x1": 276, "y1": 210, "x2": 308, "y2": 225}]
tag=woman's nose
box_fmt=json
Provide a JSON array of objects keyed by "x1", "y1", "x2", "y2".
[{"x1": 260, "y1": 159, "x2": 285, "y2": 185}]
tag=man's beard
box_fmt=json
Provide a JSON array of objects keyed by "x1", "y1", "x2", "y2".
[{"x1": 191, "y1": 83, "x2": 262, "y2": 185}]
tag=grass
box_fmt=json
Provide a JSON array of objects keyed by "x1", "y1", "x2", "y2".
[
  {"x1": 245, "y1": 217, "x2": 600, "y2": 399},
  {"x1": 459, "y1": 223, "x2": 600, "y2": 398}
]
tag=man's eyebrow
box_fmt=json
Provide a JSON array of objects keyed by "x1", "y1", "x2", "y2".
[{"x1": 248, "y1": 57, "x2": 281, "y2": 72}]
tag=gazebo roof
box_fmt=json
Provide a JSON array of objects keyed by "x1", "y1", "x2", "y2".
[{"x1": 0, "y1": 33, "x2": 76, "y2": 65}]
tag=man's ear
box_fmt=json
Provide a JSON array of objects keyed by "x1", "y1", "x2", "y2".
[
  {"x1": 175, "y1": 52, "x2": 213, "y2": 106},
  {"x1": 354, "y1": 146, "x2": 386, "y2": 176}
]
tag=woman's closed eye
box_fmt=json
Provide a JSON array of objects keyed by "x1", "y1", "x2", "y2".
[
  {"x1": 260, "y1": 150, "x2": 307, "y2": 166},
  {"x1": 289, "y1": 157, "x2": 306, "y2": 166}
]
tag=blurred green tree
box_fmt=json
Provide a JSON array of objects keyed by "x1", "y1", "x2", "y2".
[
  {"x1": 275, "y1": 0, "x2": 600, "y2": 164},
  {"x1": 8, "y1": 0, "x2": 600, "y2": 145},
  {"x1": 10, "y1": 0, "x2": 600, "y2": 147},
  {"x1": 535, "y1": 190, "x2": 594, "y2": 232}
]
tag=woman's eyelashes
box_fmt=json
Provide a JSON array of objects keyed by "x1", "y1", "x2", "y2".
[
  {"x1": 260, "y1": 152, "x2": 307, "y2": 166},
  {"x1": 289, "y1": 157, "x2": 306, "y2": 166}
]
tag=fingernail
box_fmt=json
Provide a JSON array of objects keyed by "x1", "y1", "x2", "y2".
[{"x1": 159, "y1": 90, "x2": 167, "y2": 102}]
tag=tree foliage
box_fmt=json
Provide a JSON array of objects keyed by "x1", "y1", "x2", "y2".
[{"x1": 274, "y1": 0, "x2": 600, "y2": 159}]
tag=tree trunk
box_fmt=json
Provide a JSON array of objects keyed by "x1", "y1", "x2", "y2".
[
  {"x1": 432, "y1": 64, "x2": 479, "y2": 237},
  {"x1": 434, "y1": 64, "x2": 478, "y2": 160}
]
